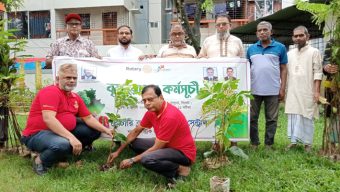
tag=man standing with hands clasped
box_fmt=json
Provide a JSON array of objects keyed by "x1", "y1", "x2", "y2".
[{"x1": 285, "y1": 26, "x2": 323, "y2": 152}]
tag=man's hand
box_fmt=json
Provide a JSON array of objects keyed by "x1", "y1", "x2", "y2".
[
  {"x1": 324, "y1": 64, "x2": 338, "y2": 74},
  {"x1": 107, "y1": 151, "x2": 119, "y2": 164},
  {"x1": 103, "y1": 128, "x2": 114, "y2": 138},
  {"x1": 279, "y1": 88, "x2": 285, "y2": 101},
  {"x1": 120, "y1": 158, "x2": 134, "y2": 169},
  {"x1": 69, "y1": 137, "x2": 82, "y2": 155}
]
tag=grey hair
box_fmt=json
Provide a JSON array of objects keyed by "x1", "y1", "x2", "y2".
[
  {"x1": 57, "y1": 64, "x2": 77, "y2": 76},
  {"x1": 293, "y1": 25, "x2": 309, "y2": 35},
  {"x1": 257, "y1": 21, "x2": 272, "y2": 31}
]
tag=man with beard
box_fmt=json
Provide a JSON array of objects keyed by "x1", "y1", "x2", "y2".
[
  {"x1": 21, "y1": 64, "x2": 113, "y2": 175},
  {"x1": 107, "y1": 25, "x2": 143, "y2": 59},
  {"x1": 285, "y1": 26, "x2": 322, "y2": 152},
  {"x1": 247, "y1": 21, "x2": 287, "y2": 150},
  {"x1": 199, "y1": 13, "x2": 243, "y2": 58},
  {"x1": 45, "y1": 13, "x2": 100, "y2": 69},
  {"x1": 157, "y1": 23, "x2": 197, "y2": 58}
]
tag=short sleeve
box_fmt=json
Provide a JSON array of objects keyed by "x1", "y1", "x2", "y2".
[
  {"x1": 140, "y1": 112, "x2": 153, "y2": 128},
  {"x1": 280, "y1": 45, "x2": 288, "y2": 64},
  {"x1": 76, "y1": 95, "x2": 91, "y2": 117},
  {"x1": 39, "y1": 88, "x2": 60, "y2": 111}
]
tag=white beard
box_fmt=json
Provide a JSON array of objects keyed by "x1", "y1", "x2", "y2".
[{"x1": 217, "y1": 30, "x2": 230, "y2": 40}]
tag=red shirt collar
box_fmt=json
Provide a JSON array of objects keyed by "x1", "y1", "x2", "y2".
[
  {"x1": 156, "y1": 101, "x2": 167, "y2": 118},
  {"x1": 55, "y1": 85, "x2": 76, "y2": 98}
]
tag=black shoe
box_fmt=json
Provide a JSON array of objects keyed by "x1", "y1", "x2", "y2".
[
  {"x1": 166, "y1": 176, "x2": 186, "y2": 189},
  {"x1": 83, "y1": 145, "x2": 96, "y2": 152},
  {"x1": 32, "y1": 160, "x2": 47, "y2": 175}
]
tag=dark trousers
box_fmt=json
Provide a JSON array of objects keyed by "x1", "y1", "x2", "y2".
[
  {"x1": 21, "y1": 121, "x2": 101, "y2": 167},
  {"x1": 250, "y1": 95, "x2": 279, "y2": 146},
  {"x1": 130, "y1": 138, "x2": 191, "y2": 179}
]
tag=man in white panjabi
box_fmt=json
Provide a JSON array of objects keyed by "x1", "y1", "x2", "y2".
[
  {"x1": 198, "y1": 13, "x2": 243, "y2": 58},
  {"x1": 157, "y1": 23, "x2": 197, "y2": 58},
  {"x1": 285, "y1": 26, "x2": 323, "y2": 152}
]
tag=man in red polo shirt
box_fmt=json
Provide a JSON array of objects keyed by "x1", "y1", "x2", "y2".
[
  {"x1": 21, "y1": 64, "x2": 112, "y2": 175},
  {"x1": 107, "y1": 84, "x2": 196, "y2": 185}
]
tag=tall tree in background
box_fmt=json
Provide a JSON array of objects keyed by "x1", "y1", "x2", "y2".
[
  {"x1": 297, "y1": 0, "x2": 340, "y2": 158},
  {"x1": 174, "y1": 0, "x2": 213, "y2": 54},
  {"x1": 0, "y1": 0, "x2": 23, "y2": 12}
]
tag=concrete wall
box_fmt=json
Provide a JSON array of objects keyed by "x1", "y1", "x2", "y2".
[{"x1": 19, "y1": 0, "x2": 126, "y2": 11}]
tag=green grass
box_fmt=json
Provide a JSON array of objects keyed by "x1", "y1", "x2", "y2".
[{"x1": 1, "y1": 106, "x2": 340, "y2": 192}]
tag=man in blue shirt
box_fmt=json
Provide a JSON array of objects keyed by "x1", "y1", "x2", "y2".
[{"x1": 246, "y1": 21, "x2": 288, "y2": 149}]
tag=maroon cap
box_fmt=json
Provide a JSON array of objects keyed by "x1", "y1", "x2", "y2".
[{"x1": 65, "y1": 13, "x2": 82, "y2": 23}]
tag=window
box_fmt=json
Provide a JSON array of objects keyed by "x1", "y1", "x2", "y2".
[
  {"x1": 150, "y1": 22, "x2": 158, "y2": 28},
  {"x1": 7, "y1": 11, "x2": 28, "y2": 39},
  {"x1": 165, "y1": 0, "x2": 173, "y2": 11},
  {"x1": 29, "y1": 11, "x2": 50, "y2": 38},
  {"x1": 79, "y1": 13, "x2": 91, "y2": 36}
]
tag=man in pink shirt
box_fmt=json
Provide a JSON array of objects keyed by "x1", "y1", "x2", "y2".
[
  {"x1": 107, "y1": 85, "x2": 196, "y2": 186},
  {"x1": 21, "y1": 64, "x2": 112, "y2": 175}
]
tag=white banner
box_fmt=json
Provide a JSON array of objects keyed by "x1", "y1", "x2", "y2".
[{"x1": 53, "y1": 57, "x2": 250, "y2": 141}]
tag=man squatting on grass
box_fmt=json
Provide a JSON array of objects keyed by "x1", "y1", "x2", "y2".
[
  {"x1": 107, "y1": 85, "x2": 197, "y2": 185},
  {"x1": 21, "y1": 64, "x2": 113, "y2": 175}
]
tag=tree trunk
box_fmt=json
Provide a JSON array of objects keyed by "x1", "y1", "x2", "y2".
[
  {"x1": 175, "y1": 0, "x2": 205, "y2": 54},
  {"x1": 0, "y1": 106, "x2": 9, "y2": 148}
]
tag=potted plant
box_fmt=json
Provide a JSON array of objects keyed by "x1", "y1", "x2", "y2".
[{"x1": 196, "y1": 79, "x2": 252, "y2": 169}]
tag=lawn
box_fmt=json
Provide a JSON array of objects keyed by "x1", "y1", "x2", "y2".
[{"x1": 0, "y1": 106, "x2": 340, "y2": 192}]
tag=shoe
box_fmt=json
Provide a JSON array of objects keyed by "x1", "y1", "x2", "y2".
[
  {"x1": 265, "y1": 145, "x2": 273, "y2": 150},
  {"x1": 32, "y1": 158, "x2": 47, "y2": 175},
  {"x1": 57, "y1": 162, "x2": 70, "y2": 168},
  {"x1": 83, "y1": 145, "x2": 96, "y2": 152},
  {"x1": 177, "y1": 165, "x2": 190, "y2": 176},
  {"x1": 166, "y1": 176, "x2": 186, "y2": 189},
  {"x1": 304, "y1": 145, "x2": 312, "y2": 153},
  {"x1": 285, "y1": 144, "x2": 297, "y2": 151},
  {"x1": 250, "y1": 144, "x2": 258, "y2": 150}
]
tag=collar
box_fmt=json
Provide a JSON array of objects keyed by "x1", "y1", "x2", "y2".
[
  {"x1": 215, "y1": 32, "x2": 230, "y2": 41},
  {"x1": 256, "y1": 38, "x2": 275, "y2": 47},
  {"x1": 156, "y1": 101, "x2": 167, "y2": 118},
  {"x1": 168, "y1": 42, "x2": 187, "y2": 49},
  {"x1": 55, "y1": 85, "x2": 76, "y2": 98},
  {"x1": 118, "y1": 44, "x2": 132, "y2": 50},
  {"x1": 297, "y1": 43, "x2": 310, "y2": 51},
  {"x1": 65, "y1": 34, "x2": 82, "y2": 42}
]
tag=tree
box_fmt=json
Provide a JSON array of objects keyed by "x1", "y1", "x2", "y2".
[
  {"x1": 0, "y1": 0, "x2": 23, "y2": 12},
  {"x1": 174, "y1": 0, "x2": 213, "y2": 53},
  {"x1": 0, "y1": 0, "x2": 26, "y2": 151},
  {"x1": 296, "y1": 0, "x2": 340, "y2": 158}
]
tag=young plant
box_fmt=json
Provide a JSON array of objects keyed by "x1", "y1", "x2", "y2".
[
  {"x1": 106, "y1": 79, "x2": 141, "y2": 143},
  {"x1": 197, "y1": 80, "x2": 252, "y2": 156}
]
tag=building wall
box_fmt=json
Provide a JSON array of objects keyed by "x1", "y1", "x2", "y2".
[{"x1": 19, "y1": 0, "x2": 126, "y2": 11}]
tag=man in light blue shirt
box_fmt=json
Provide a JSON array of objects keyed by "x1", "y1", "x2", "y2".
[{"x1": 246, "y1": 21, "x2": 288, "y2": 149}]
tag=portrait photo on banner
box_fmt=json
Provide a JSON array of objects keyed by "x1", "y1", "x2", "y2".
[
  {"x1": 81, "y1": 65, "x2": 97, "y2": 81},
  {"x1": 203, "y1": 67, "x2": 218, "y2": 82},
  {"x1": 224, "y1": 67, "x2": 237, "y2": 81}
]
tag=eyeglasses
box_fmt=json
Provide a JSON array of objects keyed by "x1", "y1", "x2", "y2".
[
  {"x1": 119, "y1": 32, "x2": 131, "y2": 35},
  {"x1": 170, "y1": 32, "x2": 184, "y2": 36},
  {"x1": 141, "y1": 96, "x2": 159, "y2": 103},
  {"x1": 216, "y1": 22, "x2": 230, "y2": 27},
  {"x1": 293, "y1": 34, "x2": 305, "y2": 38},
  {"x1": 67, "y1": 22, "x2": 81, "y2": 27}
]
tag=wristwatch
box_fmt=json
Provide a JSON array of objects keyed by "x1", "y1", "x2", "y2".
[{"x1": 129, "y1": 157, "x2": 135, "y2": 164}]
